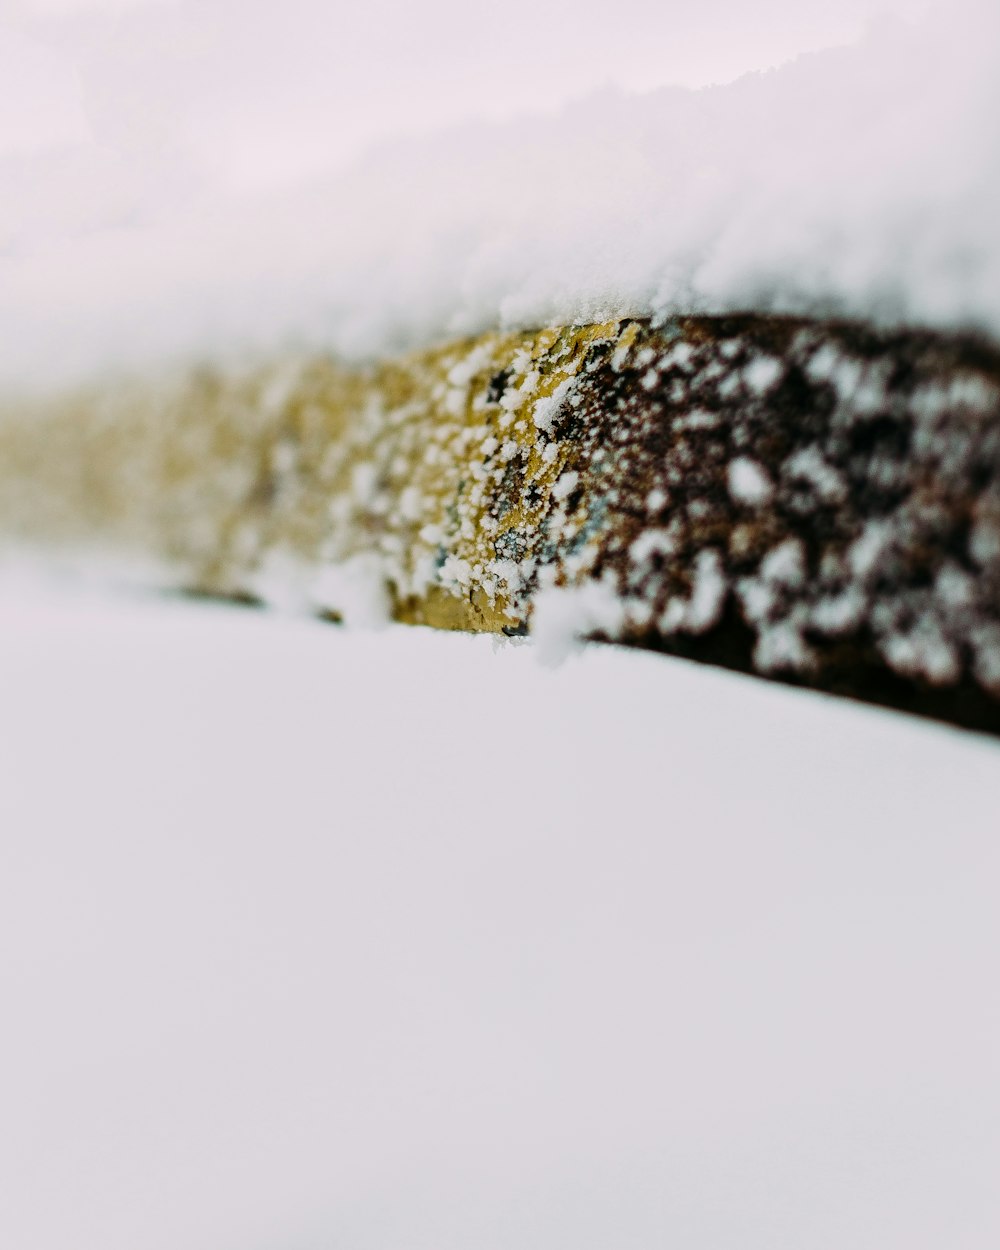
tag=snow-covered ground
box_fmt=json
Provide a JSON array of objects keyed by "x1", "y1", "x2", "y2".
[{"x1": 1, "y1": 582, "x2": 998, "y2": 1249}]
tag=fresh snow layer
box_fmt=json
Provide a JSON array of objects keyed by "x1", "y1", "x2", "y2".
[
  {"x1": 3, "y1": 2, "x2": 1000, "y2": 389},
  {"x1": 1, "y1": 583, "x2": 999, "y2": 1250}
]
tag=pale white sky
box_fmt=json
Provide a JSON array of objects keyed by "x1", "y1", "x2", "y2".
[{"x1": 3, "y1": 0, "x2": 932, "y2": 188}]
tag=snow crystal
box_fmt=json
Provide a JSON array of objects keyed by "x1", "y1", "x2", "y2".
[
  {"x1": 783, "y1": 446, "x2": 847, "y2": 505},
  {"x1": 654, "y1": 549, "x2": 728, "y2": 635},
  {"x1": 640, "y1": 368, "x2": 660, "y2": 391},
  {"x1": 881, "y1": 623, "x2": 961, "y2": 686},
  {"x1": 848, "y1": 521, "x2": 894, "y2": 580},
  {"x1": 805, "y1": 343, "x2": 841, "y2": 383},
  {"x1": 972, "y1": 624, "x2": 1000, "y2": 691},
  {"x1": 753, "y1": 615, "x2": 815, "y2": 673},
  {"x1": 809, "y1": 589, "x2": 866, "y2": 637},
  {"x1": 736, "y1": 576, "x2": 777, "y2": 626},
  {"x1": 968, "y1": 514, "x2": 1000, "y2": 567},
  {"x1": 760, "y1": 538, "x2": 806, "y2": 588},
  {"x1": 645, "y1": 487, "x2": 668, "y2": 513},
  {"x1": 685, "y1": 549, "x2": 727, "y2": 633},
  {"x1": 531, "y1": 379, "x2": 574, "y2": 434},
  {"x1": 672, "y1": 408, "x2": 719, "y2": 431},
  {"x1": 629, "y1": 528, "x2": 677, "y2": 566},
  {"x1": 350, "y1": 462, "x2": 378, "y2": 505},
  {"x1": 446, "y1": 344, "x2": 492, "y2": 388},
  {"x1": 727, "y1": 457, "x2": 774, "y2": 507},
  {"x1": 418, "y1": 522, "x2": 444, "y2": 545},
  {"x1": 551, "y1": 469, "x2": 580, "y2": 503},
  {"x1": 439, "y1": 554, "x2": 473, "y2": 588},
  {"x1": 935, "y1": 562, "x2": 977, "y2": 610},
  {"x1": 743, "y1": 356, "x2": 783, "y2": 395}
]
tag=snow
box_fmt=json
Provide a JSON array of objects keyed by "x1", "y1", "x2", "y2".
[
  {"x1": 250, "y1": 552, "x2": 393, "y2": 627},
  {"x1": 783, "y1": 447, "x2": 848, "y2": 506},
  {"x1": 530, "y1": 577, "x2": 626, "y2": 663},
  {"x1": 683, "y1": 548, "x2": 727, "y2": 633},
  {"x1": 3, "y1": 2, "x2": 1000, "y2": 390},
  {"x1": 727, "y1": 457, "x2": 774, "y2": 507},
  {"x1": 1, "y1": 580, "x2": 999, "y2": 1250}
]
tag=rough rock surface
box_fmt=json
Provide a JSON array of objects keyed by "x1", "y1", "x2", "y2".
[{"x1": 3, "y1": 315, "x2": 1000, "y2": 732}]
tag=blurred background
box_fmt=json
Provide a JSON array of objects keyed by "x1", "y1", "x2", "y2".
[{"x1": 3, "y1": 0, "x2": 930, "y2": 219}]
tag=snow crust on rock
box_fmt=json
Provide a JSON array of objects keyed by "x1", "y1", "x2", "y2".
[{"x1": 2, "y1": 1, "x2": 1000, "y2": 390}]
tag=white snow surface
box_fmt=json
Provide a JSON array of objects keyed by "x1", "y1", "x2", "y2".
[
  {"x1": 1, "y1": 581, "x2": 999, "y2": 1250},
  {"x1": 3, "y1": 1, "x2": 1000, "y2": 390}
]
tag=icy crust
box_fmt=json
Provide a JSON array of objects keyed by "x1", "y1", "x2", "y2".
[{"x1": 3, "y1": 315, "x2": 1000, "y2": 730}]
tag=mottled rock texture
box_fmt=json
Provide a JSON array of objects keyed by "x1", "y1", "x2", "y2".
[{"x1": 3, "y1": 315, "x2": 1000, "y2": 733}]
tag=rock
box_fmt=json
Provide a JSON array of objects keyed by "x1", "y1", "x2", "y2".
[{"x1": 3, "y1": 315, "x2": 1000, "y2": 733}]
